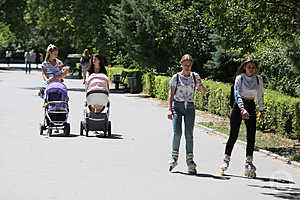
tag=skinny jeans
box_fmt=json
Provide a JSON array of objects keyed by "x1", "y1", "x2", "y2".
[
  {"x1": 172, "y1": 100, "x2": 195, "y2": 154},
  {"x1": 225, "y1": 100, "x2": 256, "y2": 157}
]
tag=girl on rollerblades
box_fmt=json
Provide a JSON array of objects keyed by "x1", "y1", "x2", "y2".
[
  {"x1": 220, "y1": 56, "x2": 264, "y2": 178},
  {"x1": 167, "y1": 54, "x2": 206, "y2": 174}
]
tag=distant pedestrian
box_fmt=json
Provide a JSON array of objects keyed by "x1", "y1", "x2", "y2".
[
  {"x1": 5, "y1": 49, "x2": 12, "y2": 67},
  {"x1": 80, "y1": 49, "x2": 90, "y2": 84},
  {"x1": 167, "y1": 54, "x2": 206, "y2": 174},
  {"x1": 24, "y1": 49, "x2": 32, "y2": 74},
  {"x1": 220, "y1": 56, "x2": 264, "y2": 178}
]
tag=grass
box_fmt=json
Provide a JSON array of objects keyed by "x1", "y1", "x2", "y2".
[{"x1": 199, "y1": 120, "x2": 300, "y2": 162}]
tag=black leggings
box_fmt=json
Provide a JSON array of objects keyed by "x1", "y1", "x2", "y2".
[{"x1": 225, "y1": 100, "x2": 256, "y2": 157}]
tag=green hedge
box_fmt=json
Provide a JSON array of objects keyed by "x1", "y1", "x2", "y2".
[{"x1": 108, "y1": 67, "x2": 300, "y2": 139}]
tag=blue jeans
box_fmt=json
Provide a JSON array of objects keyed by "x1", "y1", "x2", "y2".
[
  {"x1": 172, "y1": 101, "x2": 195, "y2": 154},
  {"x1": 25, "y1": 60, "x2": 31, "y2": 73}
]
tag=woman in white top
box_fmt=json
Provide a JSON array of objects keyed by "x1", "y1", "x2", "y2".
[
  {"x1": 167, "y1": 54, "x2": 206, "y2": 174},
  {"x1": 220, "y1": 56, "x2": 264, "y2": 178}
]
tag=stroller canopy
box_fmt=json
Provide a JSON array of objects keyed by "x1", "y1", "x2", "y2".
[
  {"x1": 45, "y1": 82, "x2": 69, "y2": 102},
  {"x1": 86, "y1": 73, "x2": 109, "y2": 96}
]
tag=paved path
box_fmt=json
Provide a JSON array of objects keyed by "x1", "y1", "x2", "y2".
[{"x1": 0, "y1": 68, "x2": 299, "y2": 200}]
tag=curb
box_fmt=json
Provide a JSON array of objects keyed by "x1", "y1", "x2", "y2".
[{"x1": 198, "y1": 124, "x2": 300, "y2": 169}]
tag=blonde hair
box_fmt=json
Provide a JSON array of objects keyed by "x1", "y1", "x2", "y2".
[
  {"x1": 45, "y1": 44, "x2": 58, "y2": 61},
  {"x1": 179, "y1": 54, "x2": 194, "y2": 64},
  {"x1": 82, "y1": 49, "x2": 89, "y2": 58}
]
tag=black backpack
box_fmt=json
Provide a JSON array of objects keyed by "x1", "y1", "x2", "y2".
[
  {"x1": 174, "y1": 73, "x2": 196, "y2": 95},
  {"x1": 229, "y1": 75, "x2": 259, "y2": 107}
]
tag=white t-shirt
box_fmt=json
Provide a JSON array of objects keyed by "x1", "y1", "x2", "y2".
[{"x1": 169, "y1": 72, "x2": 202, "y2": 103}]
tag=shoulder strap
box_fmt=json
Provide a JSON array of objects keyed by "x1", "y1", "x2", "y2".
[
  {"x1": 192, "y1": 72, "x2": 196, "y2": 91},
  {"x1": 175, "y1": 73, "x2": 179, "y2": 95},
  {"x1": 256, "y1": 76, "x2": 259, "y2": 85}
]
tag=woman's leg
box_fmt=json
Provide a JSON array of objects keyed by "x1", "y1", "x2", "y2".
[
  {"x1": 244, "y1": 102, "x2": 257, "y2": 157},
  {"x1": 28, "y1": 61, "x2": 31, "y2": 74},
  {"x1": 25, "y1": 61, "x2": 28, "y2": 73},
  {"x1": 172, "y1": 101, "x2": 184, "y2": 153},
  {"x1": 184, "y1": 103, "x2": 197, "y2": 174},
  {"x1": 225, "y1": 103, "x2": 242, "y2": 156},
  {"x1": 184, "y1": 103, "x2": 195, "y2": 155}
]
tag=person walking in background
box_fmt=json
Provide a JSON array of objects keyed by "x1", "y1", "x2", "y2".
[
  {"x1": 80, "y1": 49, "x2": 90, "y2": 84},
  {"x1": 220, "y1": 56, "x2": 264, "y2": 178},
  {"x1": 24, "y1": 49, "x2": 32, "y2": 74},
  {"x1": 167, "y1": 54, "x2": 206, "y2": 174},
  {"x1": 5, "y1": 49, "x2": 12, "y2": 67}
]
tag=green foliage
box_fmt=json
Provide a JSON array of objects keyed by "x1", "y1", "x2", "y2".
[
  {"x1": 107, "y1": 0, "x2": 175, "y2": 73},
  {"x1": 0, "y1": 22, "x2": 16, "y2": 48},
  {"x1": 204, "y1": 34, "x2": 241, "y2": 82},
  {"x1": 253, "y1": 39, "x2": 300, "y2": 97}
]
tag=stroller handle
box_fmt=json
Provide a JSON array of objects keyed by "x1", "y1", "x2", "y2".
[{"x1": 47, "y1": 101, "x2": 68, "y2": 105}]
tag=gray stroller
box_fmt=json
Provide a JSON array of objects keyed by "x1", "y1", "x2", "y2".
[{"x1": 80, "y1": 73, "x2": 111, "y2": 137}]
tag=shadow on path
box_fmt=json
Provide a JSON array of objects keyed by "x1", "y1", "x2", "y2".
[
  {"x1": 248, "y1": 184, "x2": 300, "y2": 200},
  {"x1": 172, "y1": 171, "x2": 230, "y2": 180},
  {"x1": 82, "y1": 132, "x2": 124, "y2": 140},
  {"x1": 43, "y1": 133, "x2": 80, "y2": 138},
  {"x1": 223, "y1": 174, "x2": 295, "y2": 184}
]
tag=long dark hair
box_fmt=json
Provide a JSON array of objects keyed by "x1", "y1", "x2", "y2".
[
  {"x1": 87, "y1": 54, "x2": 107, "y2": 75},
  {"x1": 236, "y1": 56, "x2": 259, "y2": 76}
]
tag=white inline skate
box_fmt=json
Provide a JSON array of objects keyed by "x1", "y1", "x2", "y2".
[
  {"x1": 220, "y1": 154, "x2": 231, "y2": 176},
  {"x1": 244, "y1": 156, "x2": 256, "y2": 178},
  {"x1": 168, "y1": 152, "x2": 179, "y2": 172},
  {"x1": 186, "y1": 153, "x2": 197, "y2": 175}
]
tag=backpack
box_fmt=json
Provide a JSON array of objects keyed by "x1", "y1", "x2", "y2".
[
  {"x1": 174, "y1": 72, "x2": 196, "y2": 95},
  {"x1": 229, "y1": 75, "x2": 259, "y2": 107}
]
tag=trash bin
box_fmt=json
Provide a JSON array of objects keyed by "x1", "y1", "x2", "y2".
[{"x1": 127, "y1": 77, "x2": 137, "y2": 93}]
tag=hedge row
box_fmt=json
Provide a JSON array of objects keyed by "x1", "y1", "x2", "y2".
[{"x1": 107, "y1": 67, "x2": 300, "y2": 139}]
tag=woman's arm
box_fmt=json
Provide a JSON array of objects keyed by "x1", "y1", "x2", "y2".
[
  {"x1": 168, "y1": 86, "x2": 175, "y2": 120},
  {"x1": 257, "y1": 76, "x2": 264, "y2": 122},
  {"x1": 197, "y1": 82, "x2": 206, "y2": 95},
  {"x1": 42, "y1": 67, "x2": 48, "y2": 82}
]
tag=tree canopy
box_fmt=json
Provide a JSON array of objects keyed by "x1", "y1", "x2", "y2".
[{"x1": 0, "y1": 0, "x2": 299, "y2": 96}]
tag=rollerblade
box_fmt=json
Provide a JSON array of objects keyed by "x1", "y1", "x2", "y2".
[
  {"x1": 168, "y1": 151, "x2": 178, "y2": 172},
  {"x1": 186, "y1": 153, "x2": 197, "y2": 175},
  {"x1": 244, "y1": 156, "x2": 256, "y2": 178},
  {"x1": 220, "y1": 154, "x2": 230, "y2": 176}
]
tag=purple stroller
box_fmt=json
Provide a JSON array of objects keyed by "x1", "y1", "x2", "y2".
[{"x1": 39, "y1": 82, "x2": 70, "y2": 136}]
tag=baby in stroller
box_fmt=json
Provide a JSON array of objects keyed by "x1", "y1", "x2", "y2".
[
  {"x1": 80, "y1": 73, "x2": 111, "y2": 137},
  {"x1": 39, "y1": 81, "x2": 70, "y2": 136}
]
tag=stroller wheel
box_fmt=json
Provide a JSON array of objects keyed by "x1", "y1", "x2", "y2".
[
  {"x1": 108, "y1": 121, "x2": 111, "y2": 137},
  {"x1": 64, "y1": 123, "x2": 70, "y2": 136},
  {"x1": 48, "y1": 128, "x2": 52, "y2": 136},
  {"x1": 80, "y1": 121, "x2": 84, "y2": 136},
  {"x1": 85, "y1": 126, "x2": 89, "y2": 137},
  {"x1": 39, "y1": 123, "x2": 44, "y2": 135}
]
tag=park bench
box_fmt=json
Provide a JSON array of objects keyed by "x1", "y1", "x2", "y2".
[{"x1": 112, "y1": 71, "x2": 128, "y2": 90}]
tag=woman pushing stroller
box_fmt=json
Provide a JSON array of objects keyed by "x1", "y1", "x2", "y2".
[
  {"x1": 42, "y1": 44, "x2": 69, "y2": 84},
  {"x1": 85, "y1": 54, "x2": 108, "y2": 113},
  {"x1": 39, "y1": 44, "x2": 71, "y2": 136},
  {"x1": 80, "y1": 54, "x2": 111, "y2": 137}
]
